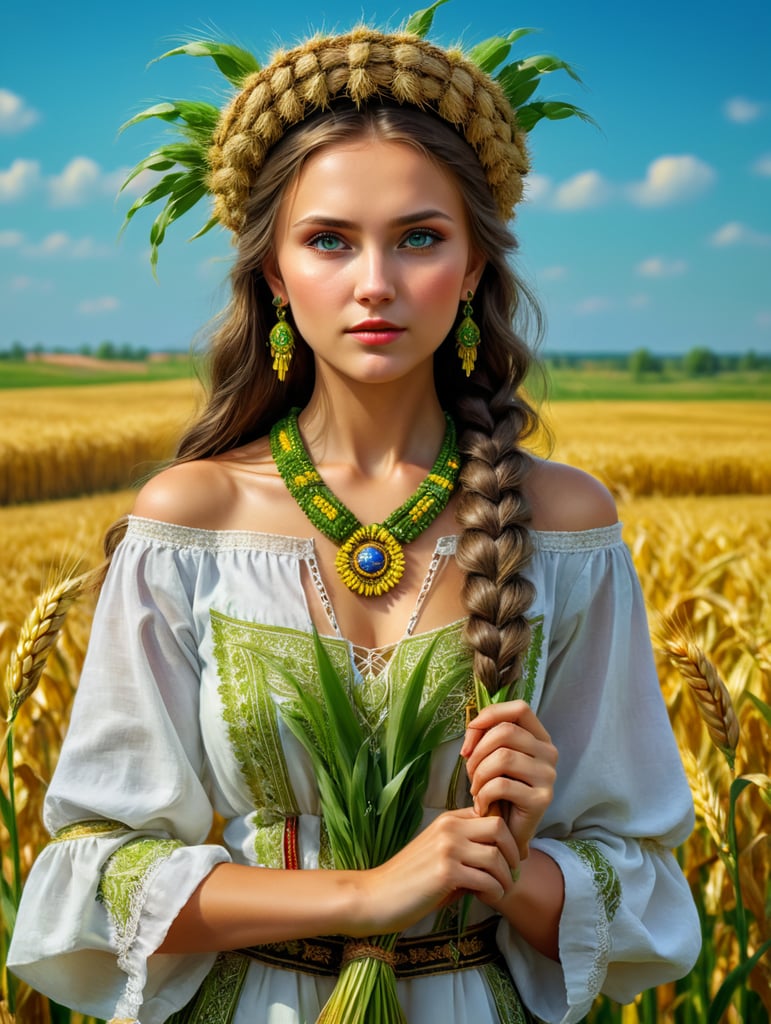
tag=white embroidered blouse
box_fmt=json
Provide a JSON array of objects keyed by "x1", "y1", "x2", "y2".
[{"x1": 8, "y1": 516, "x2": 701, "y2": 1024}]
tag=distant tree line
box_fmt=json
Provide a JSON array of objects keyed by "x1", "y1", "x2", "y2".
[
  {"x1": 546, "y1": 347, "x2": 770, "y2": 378},
  {"x1": 0, "y1": 341, "x2": 150, "y2": 361},
  {"x1": 2, "y1": 341, "x2": 768, "y2": 376}
]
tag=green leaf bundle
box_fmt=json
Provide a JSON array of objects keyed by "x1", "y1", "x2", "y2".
[{"x1": 272, "y1": 630, "x2": 469, "y2": 1024}]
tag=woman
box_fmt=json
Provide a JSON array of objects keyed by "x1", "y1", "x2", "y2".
[{"x1": 8, "y1": 21, "x2": 700, "y2": 1024}]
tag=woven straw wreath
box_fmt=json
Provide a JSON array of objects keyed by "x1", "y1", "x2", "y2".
[{"x1": 208, "y1": 28, "x2": 530, "y2": 233}]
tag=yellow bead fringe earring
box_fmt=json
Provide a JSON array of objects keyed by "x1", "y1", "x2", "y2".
[
  {"x1": 455, "y1": 291, "x2": 481, "y2": 376},
  {"x1": 269, "y1": 296, "x2": 295, "y2": 381}
]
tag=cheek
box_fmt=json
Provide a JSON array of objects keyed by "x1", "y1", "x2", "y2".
[{"x1": 412, "y1": 264, "x2": 467, "y2": 320}]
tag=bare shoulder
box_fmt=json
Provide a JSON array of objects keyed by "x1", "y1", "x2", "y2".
[
  {"x1": 526, "y1": 458, "x2": 618, "y2": 532},
  {"x1": 132, "y1": 459, "x2": 238, "y2": 530}
]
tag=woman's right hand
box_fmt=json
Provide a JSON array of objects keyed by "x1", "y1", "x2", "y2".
[{"x1": 352, "y1": 807, "x2": 520, "y2": 936}]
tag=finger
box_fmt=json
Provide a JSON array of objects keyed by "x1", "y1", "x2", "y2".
[
  {"x1": 472, "y1": 701, "x2": 552, "y2": 742},
  {"x1": 469, "y1": 737, "x2": 558, "y2": 792},
  {"x1": 465, "y1": 722, "x2": 554, "y2": 779},
  {"x1": 460, "y1": 701, "x2": 552, "y2": 758},
  {"x1": 473, "y1": 774, "x2": 555, "y2": 820}
]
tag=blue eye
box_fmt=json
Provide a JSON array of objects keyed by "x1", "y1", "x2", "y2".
[
  {"x1": 308, "y1": 233, "x2": 346, "y2": 252},
  {"x1": 403, "y1": 229, "x2": 440, "y2": 249}
]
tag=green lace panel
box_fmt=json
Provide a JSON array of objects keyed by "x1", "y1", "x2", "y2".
[
  {"x1": 251, "y1": 809, "x2": 286, "y2": 869},
  {"x1": 166, "y1": 952, "x2": 249, "y2": 1024},
  {"x1": 482, "y1": 961, "x2": 534, "y2": 1023},
  {"x1": 97, "y1": 837, "x2": 183, "y2": 953},
  {"x1": 564, "y1": 838, "x2": 622, "y2": 922},
  {"x1": 318, "y1": 815, "x2": 334, "y2": 870},
  {"x1": 517, "y1": 616, "x2": 544, "y2": 705},
  {"x1": 211, "y1": 613, "x2": 306, "y2": 815}
]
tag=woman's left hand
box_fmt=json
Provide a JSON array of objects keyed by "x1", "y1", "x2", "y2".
[{"x1": 461, "y1": 700, "x2": 558, "y2": 859}]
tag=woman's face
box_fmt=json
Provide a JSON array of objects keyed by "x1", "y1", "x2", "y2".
[{"x1": 264, "y1": 136, "x2": 484, "y2": 388}]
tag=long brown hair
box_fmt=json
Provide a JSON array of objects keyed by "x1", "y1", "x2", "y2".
[{"x1": 109, "y1": 103, "x2": 543, "y2": 693}]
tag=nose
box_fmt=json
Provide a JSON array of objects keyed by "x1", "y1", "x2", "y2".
[{"x1": 353, "y1": 247, "x2": 396, "y2": 305}]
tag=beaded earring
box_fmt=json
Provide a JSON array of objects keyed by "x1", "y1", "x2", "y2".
[
  {"x1": 269, "y1": 296, "x2": 296, "y2": 381},
  {"x1": 455, "y1": 291, "x2": 481, "y2": 376}
]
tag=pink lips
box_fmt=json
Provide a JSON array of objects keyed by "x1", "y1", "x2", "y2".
[{"x1": 346, "y1": 319, "x2": 405, "y2": 346}]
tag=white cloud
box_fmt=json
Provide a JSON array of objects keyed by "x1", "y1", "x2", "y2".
[
  {"x1": 574, "y1": 296, "x2": 612, "y2": 315},
  {"x1": 755, "y1": 311, "x2": 771, "y2": 329},
  {"x1": 522, "y1": 173, "x2": 552, "y2": 205},
  {"x1": 539, "y1": 265, "x2": 568, "y2": 281},
  {"x1": 710, "y1": 221, "x2": 771, "y2": 247},
  {"x1": 78, "y1": 296, "x2": 120, "y2": 315},
  {"x1": 48, "y1": 157, "x2": 104, "y2": 206},
  {"x1": 636, "y1": 257, "x2": 688, "y2": 278},
  {"x1": 24, "y1": 232, "x2": 110, "y2": 259},
  {"x1": 627, "y1": 155, "x2": 716, "y2": 206},
  {"x1": 0, "y1": 159, "x2": 41, "y2": 201},
  {"x1": 0, "y1": 230, "x2": 23, "y2": 247},
  {"x1": 9, "y1": 275, "x2": 52, "y2": 293},
  {"x1": 752, "y1": 154, "x2": 771, "y2": 177},
  {"x1": 0, "y1": 89, "x2": 39, "y2": 133},
  {"x1": 723, "y1": 97, "x2": 764, "y2": 124},
  {"x1": 553, "y1": 171, "x2": 612, "y2": 210},
  {"x1": 628, "y1": 293, "x2": 651, "y2": 309}
]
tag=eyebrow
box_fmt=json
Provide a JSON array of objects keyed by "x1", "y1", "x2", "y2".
[{"x1": 291, "y1": 209, "x2": 455, "y2": 229}]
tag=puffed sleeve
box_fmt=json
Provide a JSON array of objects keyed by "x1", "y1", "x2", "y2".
[
  {"x1": 7, "y1": 533, "x2": 231, "y2": 1024},
  {"x1": 496, "y1": 527, "x2": 701, "y2": 1023}
]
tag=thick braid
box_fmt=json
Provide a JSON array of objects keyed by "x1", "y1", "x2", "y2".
[
  {"x1": 455, "y1": 377, "x2": 536, "y2": 696},
  {"x1": 209, "y1": 29, "x2": 529, "y2": 233}
]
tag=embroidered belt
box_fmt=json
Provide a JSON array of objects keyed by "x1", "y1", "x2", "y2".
[{"x1": 239, "y1": 916, "x2": 502, "y2": 979}]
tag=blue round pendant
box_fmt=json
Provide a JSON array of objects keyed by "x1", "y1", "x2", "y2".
[{"x1": 354, "y1": 543, "x2": 387, "y2": 578}]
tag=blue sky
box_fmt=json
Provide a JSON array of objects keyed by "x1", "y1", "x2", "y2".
[{"x1": 2, "y1": 0, "x2": 769, "y2": 355}]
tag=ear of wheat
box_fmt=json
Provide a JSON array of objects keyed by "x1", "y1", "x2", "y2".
[
  {"x1": 656, "y1": 616, "x2": 740, "y2": 772},
  {"x1": 2, "y1": 568, "x2": 96, "y2": 764}
]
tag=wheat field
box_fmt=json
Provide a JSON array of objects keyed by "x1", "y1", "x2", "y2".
[{"x1": 1, "y1": 387, "x2": 769, "y2": 1022}]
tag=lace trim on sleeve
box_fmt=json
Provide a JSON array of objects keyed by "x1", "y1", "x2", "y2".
[
  {"x1": 97, "y1": 836, "x2": 184, "y2": 1017},
  {"x1": 564, "y1": 838, "x2": 622, "y2": 994}
]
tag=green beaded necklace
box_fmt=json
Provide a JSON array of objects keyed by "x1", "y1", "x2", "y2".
[{"x1": 270, "y1": 408, "x2": 460, "y2": 597}]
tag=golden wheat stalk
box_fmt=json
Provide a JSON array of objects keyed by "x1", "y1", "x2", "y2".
[
  {"x1": 1, "y1": 568, "x2": 95, "y2": 766},
  {"x1": 681, "y1": 749, "x2": 728, "y2": 854},
  {"x1": 657, "y1": 617, "x2": 740, "y2": 771}
]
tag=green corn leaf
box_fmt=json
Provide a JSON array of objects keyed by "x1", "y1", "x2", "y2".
[
  {"x1": 383, "y1": 638, "x2": 439, "y2": 773},
  {"x1": 119, "y1": 172, "x2": 187, "y2": 233},
  {"x1": 1, "y1": 883, "x2": 17, "y2": 934},
  {"x1": 467, "y1": 28, "x2": 538, "y2": 74},
  {"x1": 514, "y1": 53, "x2": 583, "y2": 83},
  {"x1": 495, "y1": 64, "x2": 541, "y2": 110},
  {"x1": 119, "y1": 153, "x2": 178, "y2": 192},
  {"x1": 245, "y1": 646, "x2": 335, "y2": 765},
  {"x1": 707, "y1": 937, "x2": 771, "y2": 1024},
  {"x1": 149, "y1": 182, "x2": 211, "y2": 275},
  {"x1": 274, "y1": 671, "x2": 335, "y2": 766},
  {"x1": 119, "y1": 101, "x2": 183, "y2": 133},
  {"x1": 153, "y1": 40, "x2": 261, "y2": 87},
  {"x1": 119, "y1": 100, "x2": 220, "y2": 136},
  {"x1": 516, "y1": 100, "x2": 598, "y2": 133},
  {"x1": 189, "y1": 215, "x2": 218, "y2": 241},
  {"x1": 119, "y1": 142, "x2": 208, "y2": 196},
  {"x1": 311, "y1": 631, "x2": 366, "y2": 764},
  {"x1": 0, "y1": 777, "x2": 13, "y2": 830},
  {"x1": 143, "y1": 142, "x2": 208, "y2": 171},
  {"x1": 403, "y1": 0, "x2": 450, "y2": 38},
  {"x1": 745, "y1": 691, "x2": 771, "y2": 726}
]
